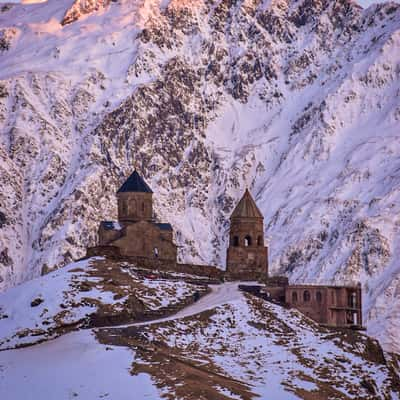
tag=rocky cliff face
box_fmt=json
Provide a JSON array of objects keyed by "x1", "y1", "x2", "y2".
[
  {"x1": 0, "y1": 0, "x2": 399, "y2": 352},
  {"x1": 61, "y1": 0, "x2": 112, "y2": 25}
]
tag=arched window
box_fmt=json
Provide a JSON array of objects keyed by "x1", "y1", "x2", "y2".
[
  {"x1": 244, "y1": 235, "x2": 252, "y2": 247},
  {"x1": 346, "y1": 311, "x2": 354, "y2": 325},
  {"x1": 122, "y1": 200, "x2": 128, "y2": 215},
  {"x1": 129, "y1": 199, "x2": 137, "y2": 216},
  {"x1": 292, "y1": 292, "x2": 298, "y2": 303},
  {"x1": 154, "y1": 247, "x2": 159, "y2": 258},
  {"x1": 316, "y1": 291, "x2": 322, "y2": 303},
  {"x1": 303, "y1": 290, "x2": 311, "y2": 302},
  {"x1": 257, "y1": 236, "x2": 262, "y2": 246},
  {"x1": 348, "y1": 292, "x2": 356, "y2": 308},
  {"x1": 233, "y1": 236, "x2": 239, "y2": 247}
]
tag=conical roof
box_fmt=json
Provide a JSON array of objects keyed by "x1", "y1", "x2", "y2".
[
  {"x1": 117, "y1": 170, "x2": 153, "y2": 193},
  {"x1": 230, "y1": 189, "x2": 263, "y2": 219}
]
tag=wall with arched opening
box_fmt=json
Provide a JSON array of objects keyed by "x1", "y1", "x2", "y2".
[{"x1": 244, "y1": 235, "x2": 252, "y2": 247}]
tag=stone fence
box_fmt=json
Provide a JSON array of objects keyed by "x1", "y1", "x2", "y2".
[{"x1": 85, "y1": 246, "x2": 225, "y2": 280}]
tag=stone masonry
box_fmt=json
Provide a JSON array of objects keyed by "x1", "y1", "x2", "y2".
[
  {"x1": 97, "y1": 171, "x2": 177, "y2": 261},
  {"x1": 88, "y1": 171, "x2": 362, "y2": 329},
  {"x1": 225, "y1": 189, "x2": 269, "y2": 280}
]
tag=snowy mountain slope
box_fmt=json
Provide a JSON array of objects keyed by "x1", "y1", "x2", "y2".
[
  {"x1": 1, "y1": 270, "x2": 399, "y2": 400},
  {"x1": 0, "y1": 0, "x2": 399, "y2": 353},
  {"x1": 0, "y1": 257, "x2": 207, "y2": 350},
  {"x1": 99, "y1": 291, "x2": 400, "y2": 399},
  {"x1": 0, "y1": 330, "x2": 163, "y2": 400}
]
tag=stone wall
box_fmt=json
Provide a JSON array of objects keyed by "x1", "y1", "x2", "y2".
[
  {"x1": 86, "y1": 245, "x2": 121, "y2": 258},
  {"x1": 177, "y1": 263, "x2": 224, "y2": 280},
  {"x1": 225, "y1": 246, "x2": 268, "y2": 280},
  {"x1": 98, "y1": 224, "x2": 122, "y2": 246},
  {"x1": 285, "y1": 285, "x2": 362, "y2": 327},
  {"x1": 84, "y1": 250, "x2": 224, "y2": 280},
  {"x1": 126, "y1": 256, "x2": 224, "y2": 280},
  {"x1": 117, "y1": 191, "x2": 153, "y2": 222},
  {"x1": 111, "y1": 221, "x2": 177, "y2": 261}
]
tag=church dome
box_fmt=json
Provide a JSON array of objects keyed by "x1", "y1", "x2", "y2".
[
  {"x1": 117, "y1": 170, "x2": 153, "y2": 194},
  {"x1": 230, "y1": 189, "x2": 263, "y2": 219}
]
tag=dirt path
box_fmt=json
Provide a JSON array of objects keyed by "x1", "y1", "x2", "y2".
[
  {"x1": 112, "y1": 281, "x2": 250, "y2": 329},
  {"x1": 95, "y1": 281, "x2": 258, "y2": 400}
]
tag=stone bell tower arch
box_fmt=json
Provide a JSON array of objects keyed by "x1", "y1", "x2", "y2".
[{"x1": 226, "y1": 189, "x2": 268, "y2": 280}]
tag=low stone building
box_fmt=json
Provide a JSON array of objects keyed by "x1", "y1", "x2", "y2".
[
  {"x1": 225, "y1": 189, "x2": 269, "y2": 280},
  {"x1": 285, "y1": 284, "x2": 362, "y2": 327},
  {"x1": 96, "y1": 171, "x2": 177, "y2": 261}
]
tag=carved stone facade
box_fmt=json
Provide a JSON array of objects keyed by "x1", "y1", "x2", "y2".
[
  {"x1": 226, "y1": 189, "x2": 268, "y2": 280},
  {"x1": 97, "y1": 171, "x2": 177, "y2": 261}
]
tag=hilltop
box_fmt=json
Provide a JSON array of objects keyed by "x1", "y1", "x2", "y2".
[{"x1": 0, "y1": 257, "x2": 399, "y2": 399}]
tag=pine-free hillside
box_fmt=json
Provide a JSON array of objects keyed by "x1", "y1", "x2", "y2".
[
  {"x1": 0, "y1": 257, "x2": 211, "y2": 350},
  {"x1": 0, "y1": 0, "x2": 399, "y2": 356},
  {"x1": 97, "y1": 293, "x2": 400, "y2": 400},
  {"x1": 0, "y1": 261, "x2": 399, "y2": 400}
]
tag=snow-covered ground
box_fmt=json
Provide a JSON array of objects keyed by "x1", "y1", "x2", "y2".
[
  {"x1": 2, "y1": 281, "x2": 398, "y2": 400},
  {"x1": 0, "y1": 0, "x2": 399, "y2": 355},
  {"x1": 0, "y1": 257, "x2": 206, "y2": 350},
  {"x1": 0, "y1": 330, "x2": 162, "y2": 400},
  {"x1": 114, "y1": 281, "x2": 249, "y2": 328},
  {"x1": 134, "y1": 291, "x2": 400, "y2": 399}
]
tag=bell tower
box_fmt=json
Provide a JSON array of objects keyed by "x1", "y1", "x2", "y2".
[
  {"x1": 226, "y1": 189, "x2": 268, "y2": 280},
  {"x1": 117, "y1": 170, "x2": 153, "y2": 223}
]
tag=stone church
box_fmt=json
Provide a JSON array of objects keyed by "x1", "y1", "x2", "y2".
[
  {"x1": 97, "y1": 171, "x2": 177, "y2": 261},
  {"x1": 88, "y1": 170, "x2": 362, "y2": 329}
]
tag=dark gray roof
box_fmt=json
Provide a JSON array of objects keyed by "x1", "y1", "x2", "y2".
[
  {"x1": 117, "y1": 170, "x2": 153, "y2": 194},
  {"x1": 100, "y1": 221, "x2": 122, "y2": 231},
  {"x1": 101, "y1": 221, "x2": 116, "y2": 230},
  {"x1": 155, "y1": 223, "x2": 173, "y2": 231}
]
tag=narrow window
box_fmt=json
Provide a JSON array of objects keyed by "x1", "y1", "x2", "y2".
[
  {"x1": 244, "y1": 235, "x2": 252, "y2": 247},
  {"x1": 130, "y1": 199, "x2": 137, "y2": 216},
  {"x1": 316, "y1": 291, "x2": 322, "y2": 303},
  {"x1": 233, "y1": 236, "x2": 239, "y2": 247},
  {"x1": 122, "y1": 200, "x2": 128, "y2": 215},
  {"x1": 257, "y1": 236, "x2": 262, "y2": 246},
  {"x1": 154, "y1": 247, "x2": 159, "y2": 258},
  {"x1": 292, "y1": 292, "x2": 298, "y2": 303},
  {"x1": 303, "y1": 290, "x2": 310, "y2": 302},
  {"x1": 142, "y1": 202, "x2": 145, "y2": 212},
  {"x1": 348, "y1": 292, "x2": 357, "y2": 308}
]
